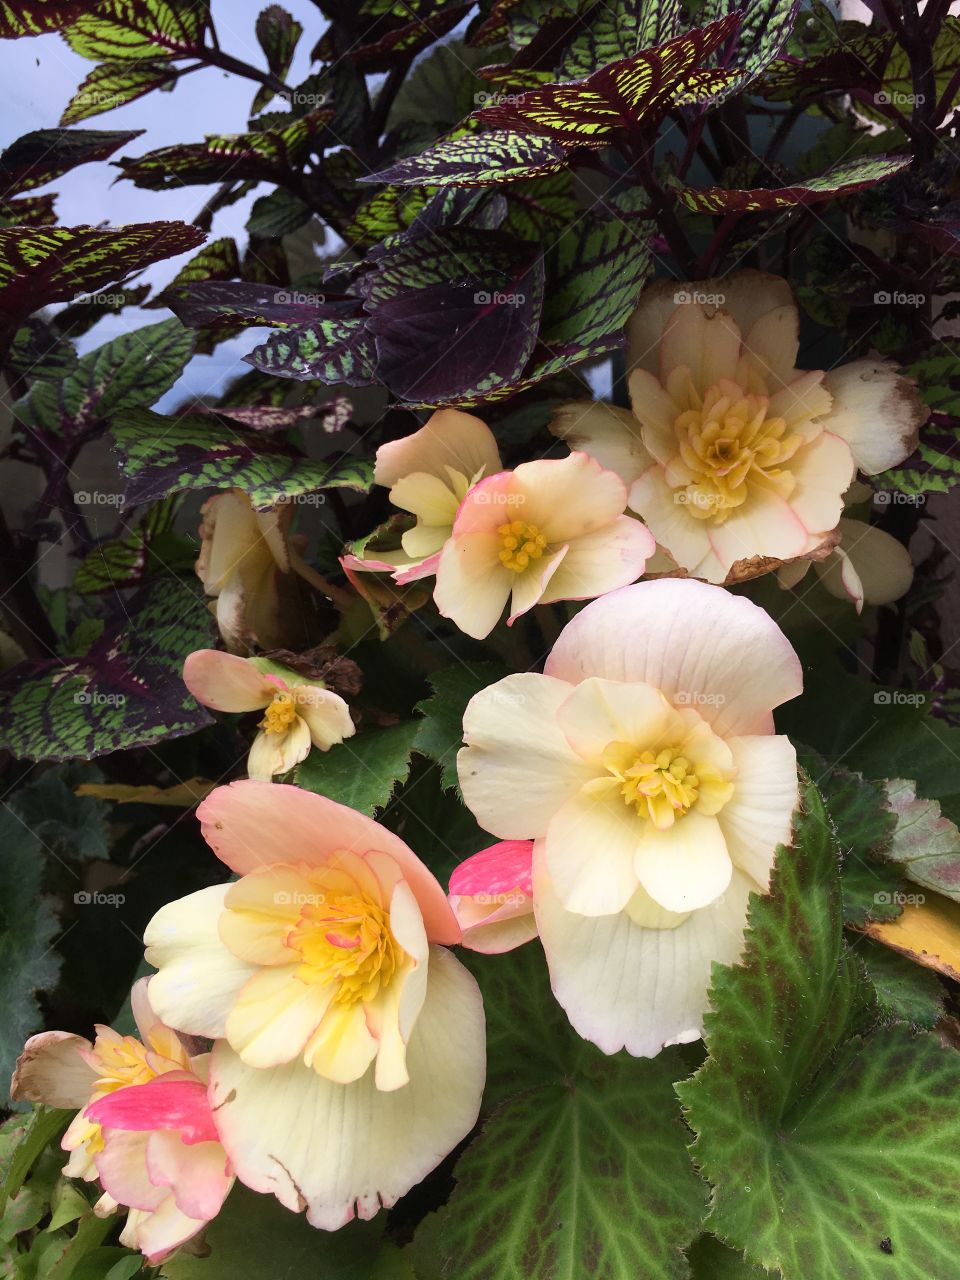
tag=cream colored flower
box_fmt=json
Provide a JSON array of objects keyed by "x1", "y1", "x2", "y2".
[
  {"x1": 183, "y1": 649, "x2": 354, "y2": 779},
  {"x1": 551, "y1": 270, "x2": 925, "y2": 584}
]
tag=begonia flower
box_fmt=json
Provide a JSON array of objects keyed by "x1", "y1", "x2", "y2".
[
  {"x1": 457, "y1": 579, "x2": 802, "y2": 1057},
  {"x1": 551, "y1": 271, "x2": 924, "y2": 584},
  {"x1": 448, "y1": 841, "x2": 536, "y2": 954},
  {"x1": 183, "y1": 650, "x2": 354, "y2": 780},
  {"x1": 143, "y1": 781, "x2": 485, "y2": 1229},
  {"x1": 434, "y1": 452, "x2": 655, "y2": 639},
  {"x1": 10, "y1": 980, "x2": 233, "y2": 1263}
]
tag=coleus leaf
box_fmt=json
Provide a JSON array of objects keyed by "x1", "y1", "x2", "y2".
[
  {"x1": 558, "y1": 0, "x2": 681, "y2": 79},
  {"x1": 678, "y1": 780, "x2": 960, "y2": 1279},
  {"x1": 60, "y1": 60, "x2": 177, "y2": 125},
  {"x1": 115, "y1": 112, "x2": 331, "y2": 189},
  {"x1": 15, "y1": 317, "x2": 194, "y2": 442},
  {"x1": 470, "y1": 0, "x2": 589, "y2": 51},
  {"x1": 700, "y1": 0, "x2": 800, "y2": 101},
  {"x1": 199, "y1": 398, "x2": 352, "y2": 433},
  {"x1": 883, "y1": 778, "x2": 960, "y2": 904},
  {"x1": 63, "y1": 0, "x2": 210, "y2": 61},
  {"x1": 363, "y1": 130, "x2": 577, "y2": 188},
  {"x1": 344, "y1": 186, "x2": 430, "y2": 250},
  {"x1": 6, "y1": 317, "x2": 77, "y2": 380},
  {"x1": 0, "y1": 580, "x2": 215, "y2": 762},
  {"x1": 111, "y1": 405, "x2": 373, "y2": 508},
  {"x1": 0, "y1": 0, "x2": 89, "y2": 37},
  {"x1": 74, "y1": 495, "x2": 178, "y2": 594},
  {"x1": 884, "y1": 342, "x2": 960, "y2": 496},
  {"x1": 473, "y1": 14, "x2": 742, "y2": 139},
  {"x1": 0, "y1": 221, "x2": 205, "y2": 335},
  {"x1": 145, "y1": 236, "x2": 240, "y2": 308},
  {"x1": 673, "y1": 153, "x2": 912, "y2": 212},
  {"x1": 252, "y1": 4, "x2": 302, "y2": 114},
  {"x1": 760, "y1": 23, "x2": 890, "y2": 100},
  {"x1": 0, "y1": 128, "x2": 143, "y2": 196},
  {"x1": 245, "y1": 317, "x2": 377, "y2": 386},
  {"x1": 167, "y1": 281, "x2": 350, "y2": 331},
  {"x1": 246, "y1": 187, "x2": 310, "y2": 238},
  {"x1": 313, "y1": 0, "x2": 470, "y2": 72},
  {"x1": 0, "y1": 192, "x2": 57, "y2": 227}
]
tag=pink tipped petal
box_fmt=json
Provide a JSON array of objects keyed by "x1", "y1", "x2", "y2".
[
  {"x1": 786, "y1": 432, "x2": 855, "y2": 535},
  {"x1": 535, "y1": 848, "x2": 757, "y2": 1056},
  {"x1": 146, "y1": 1131, "x2": 233, "y2": 1222},
  {"x1": 95, "y1": 1131, "x2": 165, "y2": 1213},
  {"x1": 455, "y1": 910, "x2": 539, "y2": 954},
  {"x1": 208, "y1": 946, "x2": 484, "y2": 1230},
  {"x1": 196, "y1": 781, "x2": 459, "y2": 945},
  {"x1": 823, "y1": 358, "x2": 925, "y2": 474},
  {"x1": 449, "y1": 841, "x2": 534, "y2": 898},
  {"x1": 817, "y1": 518, "x2": 913, "y2": 608},
  {"x1": 511, "y1": 453, "x2": 628, "y2": 541},
  {"x1": 544, "y1": 579, "x2": 802, "y2": 737},
  {"x1": 537, "y1": 517, "x2": 653, "y2": 606},
  {"x1": 121, "y1": 1196, "x2": 210, "y2": 1264},
  {"x1": 717, "y1": 736, "x2": 798, "y2": 890},
  {"x1": 88, "y1": 1078, "x2": 219, "y2": 1144},
  {"x1": 459, "y1": 674, "x2": 596, "y2": 838},
  {"x1": 506, "y1": 545, "x2": 568, "y2": 625},
  {"x1": 550, "y1": 400, "x2": 652, "y2": 487},
  {"x1": 182, "y1": 650, "x2": 274, "y2": 713},
  {"x1": 10, "y1": 1032, "x2": 97, "y2": 1108},
  {"x1": 393, "y1": 551, "x2": 442, "y2": 584},
  {"x1": 628, "y1": 467, "x2": 715, "y2": 577},
  {"x1": 374, "y1": 409, "x2": 501, "y2": 488},
  {"x1": 434, "y1": 533, "x2": 513, "y2": 640},
  {"x1": 634, "y1": 812, "x2": 733, "y2": 912},
  {"x1": 706, "y1": 488, "x2": 810, "y2": 573}
]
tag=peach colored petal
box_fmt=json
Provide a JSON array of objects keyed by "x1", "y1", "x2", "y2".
[
  {"x1": 374, "y1": 409, "x2": 501, "y2": 488},
  {"x1": 434, "y1": 532, "x2": 513, "y2": 640},
  {"x1": 510, "y1": 453, "x2": 628, "y2": 541},
  {"x1": 182, "y1": 650, "x2": 275, "y2": 713},
  {"x1": 537, "y1": 516, "x2": 653, "y2": 606},
  {"x1": 550, "y1": 400, "x2": 653, "y2": 487}
]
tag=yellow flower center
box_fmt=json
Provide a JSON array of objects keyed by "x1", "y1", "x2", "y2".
[
  {"x1": 260, "y1": 690, "x2": 298, "y2": 734},
  {"x1": 497, "y1": 520, "x2": 547, "y2": 573},
  {"x1": 290, "y1": 892, "x2": 398, "y2": 1005},
  {"x1": 672, "y1": 380, "x2": 805, "y2": 523},
  {"x1": 598, "y1": 738, "x2": 736, "y2": 830}
]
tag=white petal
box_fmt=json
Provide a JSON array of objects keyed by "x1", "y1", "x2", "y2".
[
  {"x1": 433, "y1": 534, "x2": 513, "y2": 640},
  {"x1": 823, "y1": 358, "x2": 924, "y2": 474},
  {"x1": 634, "y1": 811, "x2": 732, "y2": 912},
  {"x1": 786, "y1": 431, "x2": 855, "y2": 535},
  {"x1": 554, "y1": 676, "x2": 671, "y2": 763},
  {"x1": 718, "y1": 736, "x2": 797, "y2": 890},
  {"x1": 818, "y1": 518, "x2": 914, "y2": 607},
  {"x1": 208, "y1": 947, "x2": 485, "y2": 1230},
  {"x1": 535, "y1": 853, "x2": 757, "y2": 1057},
  {"x1": 550, "y1": 400, "x2": 653, "y2": 487},
  {"x1": 10, "y1": 1032, "x2": 96, "y2": 1108},
  {"x1": 536, "y1": 517, "x2": 653, "y2": 606},
  {"x1": 144, "y1": 885, "x2": 258, "y2": 1039},
  {"x1": 628, "y1": 467, "x2": 715, "y2": 577},
  {"x1": 458, "y1": 674, "x2": 596, "y2": 838},
  {"x1": 544, "y1": 579, "x2": 802, "y2": 737},
  {"x1": 374, "y1": 410, "x2": 501, "y2": 488},
  {"x1": 706, "y1": 488, "x2": 810, "y2": 572},
  {"x1": 544, "y1": 794, "x2": 642, "y2": 915}
]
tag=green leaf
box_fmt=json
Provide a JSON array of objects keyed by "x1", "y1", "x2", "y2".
[
  {"x1": 296, "y1": 722, "x2": 420, "y2": 817},
  {"x1": 16, "y1": 317, "x2": 194, "y2": 441},
  {"x1": 112, "y1": 406, "x2": 372, "y2": 508},
  {"x1": 678, "y1": 781, "x2": 960, "y2": 1279},
  {"x1": 251, "y1": 5, "x2": 302, "y2": 114},
  {"x1": 0, "y1": 580, "x2": 215, "y2": 762},
  {"x1": 858, "y1": 938, "x2": 944, "y2": 1028},
  {"x1": 63, "y1": 0, "x2": 209, "y2": 61},
  {"x1": 559, "y1": 0, "x2": 681, "y2": 78},
  {"x1": 60, "y1": 60, "x2": 177, "y2": 125},
  {"x1": 885, "y1": 342, "x2": 960, "y2": 496},
  {"x1": 0, "y1": 222, "x2": 205, "y2": 333},
  {"x1": 160, "y1": 1182, "x2": 392, "y2": 1279},
  {"x1": 700, "y1": 0, "x2": 798, "y2": 100},
  {"x1": 439, "y1": 1043, "x2": 708, "y2": 1280},
  {"x1": 0, "y1": 809, "x2": 62, "y2": 1092},
  {"x1": 0, "y1": 1, "x2": 91, "y2": 38},
  {"x1": 246, "y1": 187, "x2": 310, "y2": 239},
  {"x1": 414, "y1": 663, "x2": 508, "y2": 792},
  {"x1": 246, "y1": 317, "x2": 377, "y2": 386},
  {"x1": 7, "y1": 765, "x2": 109, "y2": 864},
  {"x1": 882, "y1": 777, "x2": 960, "y2": 902},
  {"x1": 364, "y1": 131, "x2": 574, "y2": 188},
  {"x1": 146, "y1": 238, "x2": 240, "y2": 308},
  {"x1": 686, "y1": 1236, "x2": 766, "y2": 1279},
  {"x1": 0, "y1": 128, "x2": 142, "y2": 196},
  {"x1": 673, "y1": 153, "x2": 911, "y2": 212}
]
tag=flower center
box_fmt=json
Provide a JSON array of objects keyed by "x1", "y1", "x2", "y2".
[
  {"x1": 672, "y1": 380, "x2": 805, "y2": 523},
  {"x1": 261, "y1": 690, "x2": 298, "y2": 734},
  {"x1": 497, "y1": 520, "x2": 547, "y2": 573},
  {"x1": 603, "y1": 742, "x2": 703, "y2": 827},
  {"x1": 289, "y1": 893, "x2": 398, "y2": 1004}
]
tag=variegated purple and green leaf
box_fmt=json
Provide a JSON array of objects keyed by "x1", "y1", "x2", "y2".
[
  {"x1": 558, "y1": 0, "x2": 681, "y2": 79},
  {"x1": 246, "y1": 187, "x2": 311, "y2": 239},
  {"x1": 166, "y1": 280, "x2": 351, "y2": 331},
  {"x1": 60, "y1": 59, "x2": 177, "y2": 125},
  {"x1": 245, "y1": 317, "x2": 378, "y2": 386},
  {"x1": 252, "y1": 4, "x2": 302, "y2": 113},
  {"x1": 145, "y1": 236, "x2": 240, "y2": 308},
  {"x1": 199, "y1": 398, "x2": 352, "y2": 433},
  {"x1": 0, "y1": 0, "x2": 89, "y2": 37},
  {"x1": 883, "y1": 343, "x2": 959, "y2": 497},
  {"x1": 363, "y1": 130, "x2": 577, "y2": 188},
  {"x1": 0, "y1": 192, "x2": 58, "y2": 226},
  {"x1": 112, "y1": 406, "x2": 373, "y2": 508},
  {"x1": 0, "y1": 127, "x2": 142, "y2": 195},
  {"x1": 699, "y1": 0, "x2": 799, "y2": 101},
  {"x1": 0, "y1": 580, "x2": 216, "y2": 763},
  {"x1": 673, "y1": 153, "x2": 911, "y2": 212},
  {"x1": 73, "y1": 495, "x2": 179, "y2": 594},
  {"x1": 63, "y1": 0, "x2": 209, "y2": 61}
]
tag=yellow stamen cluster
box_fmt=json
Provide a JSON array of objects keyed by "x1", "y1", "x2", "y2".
[
  {"x1": 672, "y1": 380, "x2": 804, "y2": 523},
  {"x1": 260, "y1": 690, "x2": 298, "y2": 735},
  {"x1": 603, "y1": 743, "x2": 702, "y2": 828},
  {"x1": 497, "y1": 520, "x2": 547, "y2": 573},
  {"x1": 292, "y1": 893, "x2": 398, "y2": 1005}
]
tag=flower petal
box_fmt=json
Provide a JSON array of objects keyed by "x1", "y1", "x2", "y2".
[
  {"x1": 208, "y1": 946, "x2": 484, "y2": 1230},
  {"x1": 550, "y1": 400, "x2": 653, "y2": 487},
  {"x1": 459, "y1": 674, "x2": 596, "y2": 838},
  {"x1": 295, "y1": 689, "x2": 355, "y2": 751},
  {"x1": 196, "y1": 782, "x2": 459, "y2": 945},
  {"x1": 718, "y1": 736, "x2": 797, "y2": 890},
  {"x1": 87, "y1": 1078, "x2": 219, "y2": 1145},
  {"x1": 554, "y1": 676, "x2": 672, "y2": 763},
  {"x1": 544, "y1": 794, "x2": 641, "y2": 915},
  {"x1": 146, "y1": 1131, "x2": 232, "y2": 1221},
  {"x1": 182, "y1": 650, "x2": 274, "y2": 714},
  {"x1": 95, "y1": 1131, "x2": 165, "y2": 1212},
  {"x1": 537, "y1": 517, "x2": 653, "y2": 606},
  {"x1": 817, "y1": 518, "x2": 913, "y2": 607},
  {"x1": 449, "y1": 840, "x2": 534, "y2": 899},
  {"x1": 535, "y1": 851, "x2": 756, "y2": 1056},
  {"x1": 144, "y1": 885, "x2": 259, "y2": 1038},
  {"x1": 660, "y1": 301, "x2": 742, "y2": 394},
  {"x1": 628, "y1": 467, "x2": 715, "y2": 577},
  {"x1": 511, "y1": 453, "x2": 628, "y2": 541},
  {"x1": 823, "y1": 358, "x2": 925, "y2": 474},
  {"x1": 544, "y1": 579, "x2": 802, "y2": 737},
  {"x1": 10, "y1": 1032, "x2": 96, "y2": 1109},
  {"x1": 706, "y1": 488, "x2": 810, "y2": 572},
  {"x1": 786, "y1": 431, "x2": 855, "y2": 534},
  {"x1": 374, "y1": 409, "x2": 501, "y2": 488},
  {"x1": 247, "y1": 716, "x2": 312, "y2": 781},
  {"x1": 434, "y1": 532, "x2": 513, "y2": 640},
  {"x1": 226, "y1": 966, "x2": 336, "y2": 1069},
  {"x1": 634, "y1": 811, "x2": 732, "y2": 912}
]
